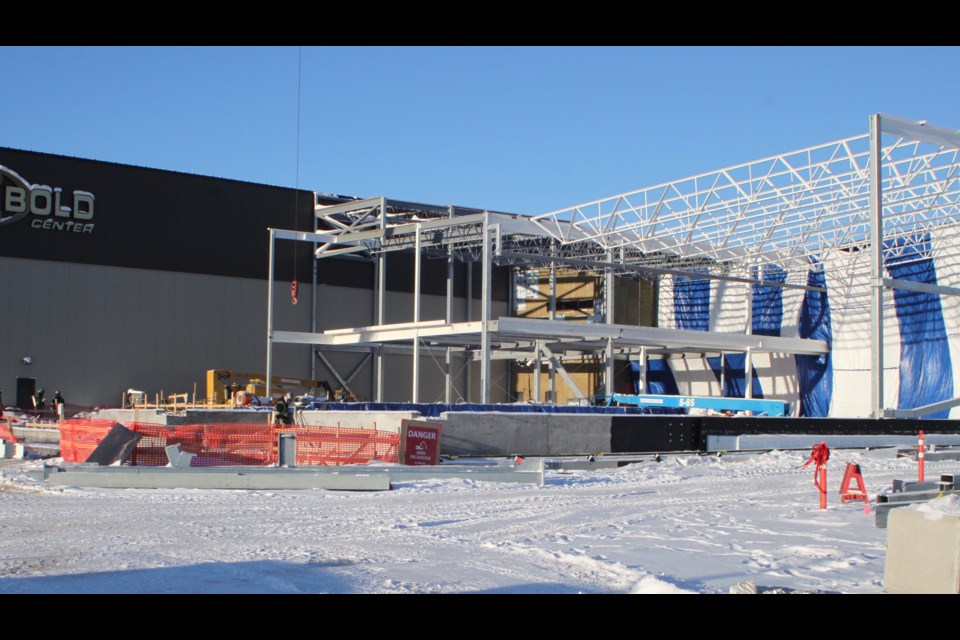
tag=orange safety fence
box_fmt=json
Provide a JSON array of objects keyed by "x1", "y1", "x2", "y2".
[
  {"x1": 59, "y1": 419, "x2": 400, "y2": 466},
  {"x1": 0, "y1": 417, "x2": 18, "y2": 443},
  {"x1": 59, "y1": 419, "x2": 122, "y2": 463}
]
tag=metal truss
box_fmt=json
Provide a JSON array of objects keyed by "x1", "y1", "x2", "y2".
[
  {"x1": 293, "y1": 114, "x2": 960, "y2": 413},
  {"x1": 530, "y1": 121, "x2": 960, "y2": 280}
]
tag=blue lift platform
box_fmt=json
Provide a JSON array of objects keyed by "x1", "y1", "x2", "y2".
[{"x1": 602, "y1": 393, "x2": 788, "y2": 417}]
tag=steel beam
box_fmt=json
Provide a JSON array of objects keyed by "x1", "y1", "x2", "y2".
[
  {"x1": 886, "y1": 395, "x2": 960, "y2": 419},
  {"x1": 48, "y1": 465, "x2": 391, "y2": 491},
  {"x1": 883, "y1": 277, "x2": 960, "y2": 298},
  {"x1": 540, "y1": 343, "x2": 586, "y2": 401},
  {"x1": 315, "y1": 351, "x2": 355, "y2": 396}
]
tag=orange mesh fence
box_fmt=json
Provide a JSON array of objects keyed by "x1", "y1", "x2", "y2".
[
  {"x1": 288, "y1": 426, "x2": 400, "y2": 466},
  {"x1": 125, "y1": 423, "x2": 206, "y2": 467},
  {"x1": 59, "y1": 420, "x2": 400, "y2": 466},
  {"x1": 58, "y1": 419, "x2": 121, "y2": 463},
  {"x1": 0, "y1": 418, "x2": 18, "y2": 443}
]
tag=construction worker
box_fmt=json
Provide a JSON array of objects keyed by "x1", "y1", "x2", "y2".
[
  {"x1": 53, "y1": 390, "x2": 65, "y2": 421},
  {"x1": 32, "y1": 387, "x2": 45, "y2": 411}
]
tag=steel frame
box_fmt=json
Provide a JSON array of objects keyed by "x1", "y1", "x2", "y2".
[{"x1": 263, "y1": 114, "x2": 960, "y2": 414}]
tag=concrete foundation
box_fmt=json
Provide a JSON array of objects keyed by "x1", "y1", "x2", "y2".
[
  {"x1": 89, "y1": 408, "x2": 414, "y2": 433},
  {"x1": 11, "y1": 426, "x2": 61, "y2": 444},
  {"x1": 297, "y1": 411, "x2": 418, "y2": 434},
  {"x1": 884, "y1": 504, "x2": 960, "y2": 593}
]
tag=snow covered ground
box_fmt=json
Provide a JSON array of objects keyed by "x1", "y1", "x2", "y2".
[{"x1": 0, "y1": 447, "x2": 944, "y2": 594}]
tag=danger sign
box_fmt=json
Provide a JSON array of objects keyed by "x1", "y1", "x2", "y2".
[{"x1": 400, "y1": 419, "x2": 442, "y2": 466}]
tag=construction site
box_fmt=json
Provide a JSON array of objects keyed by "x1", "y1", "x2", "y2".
[
  {"x1": 3, "y1": 113, "x2": 960, "y2": 471},
  {"x1": 7, "y1": 112, "x2": 960, "y2": 593}
]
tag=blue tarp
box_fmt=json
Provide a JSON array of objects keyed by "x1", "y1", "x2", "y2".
[
  {"x1": 627, "y1": 359, "x2": 684, "y2": 414},
  {"x1": 796, "y1": 261, "x2": 833, "y2": 417},
  {"x1": 673, "y1": 274, "x2": 710, "y2": 331},
  {"x1": 706, "y1": 353, "x2": 764, "y2": 399},
  {"x1": 752, "y1": 264, "x2": 787, "y2": 337},
  {"x1": 884, "y1": 234, "x2": 953, "y2": 419},
  {"x1": 304, "y1": 402, "x2": 651, "y2": 417}
]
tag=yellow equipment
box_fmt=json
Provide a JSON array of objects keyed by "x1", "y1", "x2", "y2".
[{"x1": 205, "y1": 370, "x2": 332, "y2": 404}]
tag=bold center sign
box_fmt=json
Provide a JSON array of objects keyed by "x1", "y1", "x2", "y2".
[
  {"x1": 399, "y1": 419, "x2": 442, "y2": 466},
  {"x1": 0, "y1": 165, "x2": 96, "y2": 233}
]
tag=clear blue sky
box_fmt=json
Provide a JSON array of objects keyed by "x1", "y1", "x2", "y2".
[{"x1": 3, "y1": 46, "x2": 959, "y2": 215}]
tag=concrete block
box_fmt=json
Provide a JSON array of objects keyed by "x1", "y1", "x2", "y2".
[
  {"x1": 175, "y1": 409, "x2": 272, "y2": 425},
  {"x1": 90, "y1": 408, "x2": 168, "y2": 424},
  {"x1": 11, "y1": 426, "x2": 61, "y2": 444},
  {"x1": 884, "y1": 499, "x2": 960, "y2": 593},
  {"x1": 298, "y1": 411, "x2": 418, "y2": 434},
  {"x1": 3, "y1": 442, "x2": 24, "y2": 459}
]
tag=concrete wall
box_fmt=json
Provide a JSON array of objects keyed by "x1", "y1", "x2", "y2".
[
  {"x1": 439, "y1": 412, "x2": 613, "y2": 456},
  {"x1": 0, "y1": 256, "x2": 508, "y2": 408}
]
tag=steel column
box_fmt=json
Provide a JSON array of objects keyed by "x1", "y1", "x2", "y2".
[
  {"x1": 466, "y1": 261, "x2": 473, "y2": 401},
  {"x1": 265, "y1": 229, "x2": 276, "y2": 401},
  {"x1": 745, "y1": 347, "x2": 754, "y2": 400},
  {"x1": 481, "y1": 215, "x2": 492, "y2": 404},
  {"x1": 720, "y1": 352, "x2": 726, "y2": 397},
  {"x1": 534, "y1": 340, "x2": 542, "y2": 402},
  {"x1": 412, "y1": 228, "x2": 421, "y2": 402},
  {"x1": 445, "y1": 233, "x2": 454, "y2": 404},
  {"x1": 605, "y1": 249, "x2": 616, "y2": 396},
  {"x1": 375, "y1": 198, "x2": 386, "y2": 402},
  {"x1": 870, "y1": 114, "x2": 885, "y2": 419},
  {"x1": 549, "y1": 239, "x2": 557, "y2": 403},
  {"x1": 638, "y1": 345, "x2": 647, "y2": 393}
]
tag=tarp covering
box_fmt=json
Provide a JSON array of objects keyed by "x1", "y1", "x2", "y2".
[
  {"x1": 673, "y1": 274, "x2": 710, "y2": 332},
  {"x1": 752, "y1": 264, "x2": 787, "y2": 337},
  {"x1": 630, "y1": 359, "x2": 681, "y2": 396},
  {"x1": 884, "y1": 234, "x2": 953, "y2": 419},
  {"x1": 305, "y1": 402, "x2": 650, "y2": 417},
  {"x1": 706, "y1": 354, "x2": 764, "y2": 399},
  {"x1": 629, "y1": 359, "x2": 684, "y2": 414},
  {"x1": 796, "y1": 261, "x2": 833, "y2": 417}
]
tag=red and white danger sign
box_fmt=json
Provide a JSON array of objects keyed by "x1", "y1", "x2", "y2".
[{"x1": 399, "y1": 419, "x2": 442, "y2": 466}]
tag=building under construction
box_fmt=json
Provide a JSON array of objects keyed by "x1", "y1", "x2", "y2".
[{"x1": 7, "y1": 114, "x2": 960, "y2": 423}]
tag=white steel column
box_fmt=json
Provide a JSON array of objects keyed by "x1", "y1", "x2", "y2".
[
  {"x1": 466, "y1": 261, "x2": 473, "y2": 401},
  {"x1": 719, "y1": 352, "x2": 726, "y2": 397},
  {"x1": 375, "y1": 198, "x2": 386, "y2": 402},
  {"x1": 412, "y1": 228, "x2": 421, "y2": 403},
  {"x1": 265, "y1": 229, "x2": 276, "y2": 400},
  {"x1": 638, "y1": 346, "x2": 647, "y2": 393},
  {"x1": 534, "y1": 340, "x2": 542, "y2": 402},
  {"x1": 481, "y1": 215, "x2": 492, "y2": 404},
  {"x1": 548, "y1": 240, "x2": 557, "y2": 403},
  {"x1": 745, "y1": 265, "x2": 753, "y2": 401},
  {"x1": 311, "y1": 213, "x2": 318, "y2": 381},
  {"x1": 869, "y1": 114, "x2": 885, "y2": 419},
  {"x1": 445, "y1": 233, "x2": 454, "y2": 404},
  {"x1": 605, "y1": 249, "x2": 616, "y2": 397}
]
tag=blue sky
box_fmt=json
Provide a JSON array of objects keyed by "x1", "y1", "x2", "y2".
[{"x1": 3, "y1": 46, "x2": 959, "y2": 214}]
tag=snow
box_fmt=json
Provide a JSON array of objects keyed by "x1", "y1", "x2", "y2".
[
  {"x1": 0, "y1": 447, "x2": 942, "y2": 594},
  {"x1": 914, "y1": 494, "x2": 960, "y2": 521}
]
